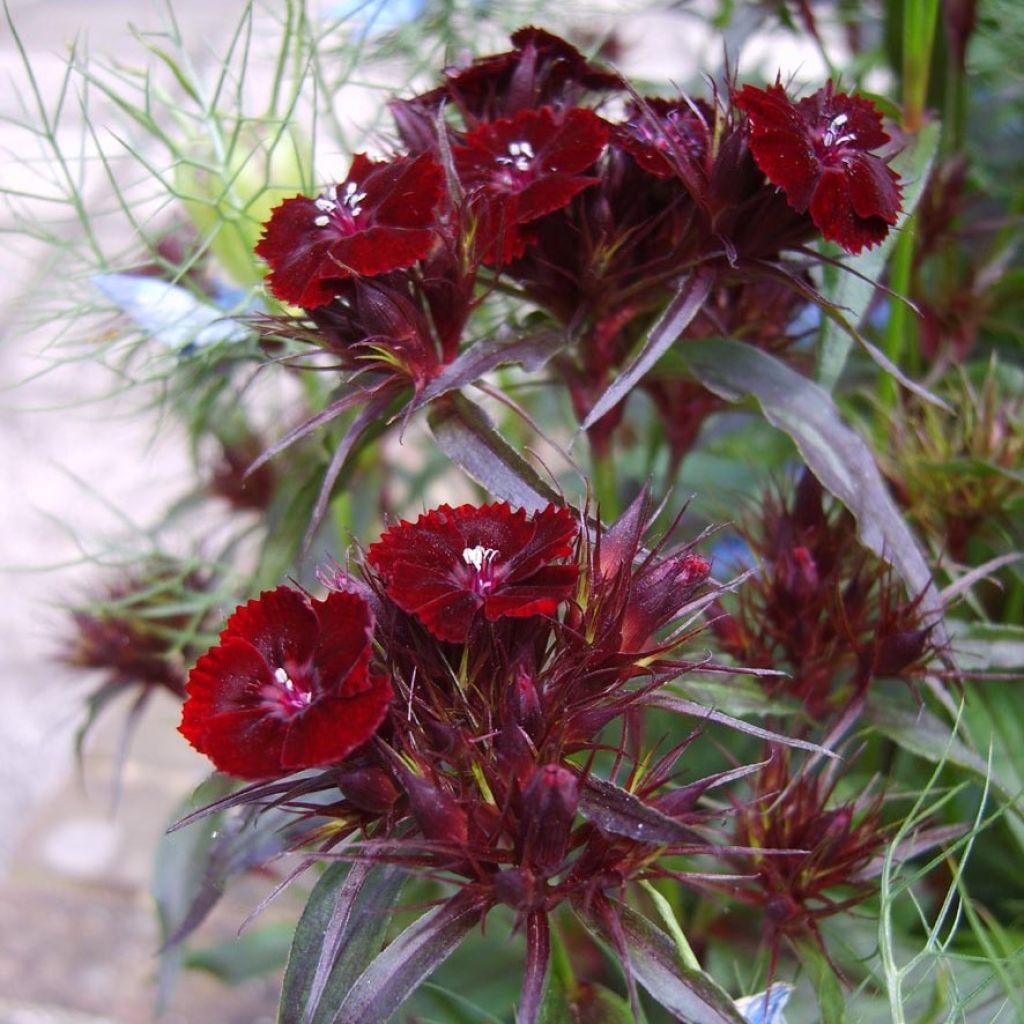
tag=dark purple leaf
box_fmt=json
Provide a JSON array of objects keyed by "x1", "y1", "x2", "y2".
[
  {"x1": 428, "y1": 392, "x2": 562, "y2": 511},
  {"x1": 581, "y1": 267, "x2": 714, "y2": 431},
  {"x1": 302, "y1": 390, "x2": 402, "y2": 554},
  {"x1": 331, "y1": 889, "x2": 486, "y2": 1023},
  {"x1": 279, "y1": 859, "x2": 406, "y2": 1024},
  {"x1": 519, "y1": 911, "x2": 550, "y2": 1024},
  {"x1": 575, "y1": 896, "x2": 745, "y2": 1024},
  {"x1": 579, "y1": 776, "x2": 700, "y2": 845},
  {"x1": 680, "y1": 338, "x2": 947, "y2": 649},
  {"x1": 407, "y1": 329, "x2": 563, "y2": 416}
]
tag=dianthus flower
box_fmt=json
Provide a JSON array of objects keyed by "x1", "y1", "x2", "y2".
[
  {"x1": 367, "y1": 502, "x2": 578, "y2": 642},
  {"x1": 179, "y1": 586, "x2": 391, "y2": 779},
  {"x1": 733, "y1": 81, "x2": 902, "y2": 254},
  {"x1": 255, "y1": 153, "x2": 443, "y2": 308}
]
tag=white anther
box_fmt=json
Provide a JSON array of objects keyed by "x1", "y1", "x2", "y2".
[
  {"x1": 315, "y1": 197, "x2": 337, "y2": 212},
  {"x1": 462, "y1": 545, "x2": 500, "y2": 571},
  {"x1": 314, "y1": 215, "x2": 330, "y2": 227}
]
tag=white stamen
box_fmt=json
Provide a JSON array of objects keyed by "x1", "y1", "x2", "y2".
[
  {"x1": 341, "y1": 181, "x2": 368, "y2": 215},
  {"x1": 325, "y1": 184, "x2": 338, "y2": 201},
  {"x1": 274, "y1": 666, "x2": 294, "y2": 690},
  {"x1": 823, "y1": 114, "x2": 856, "y2": 148},
  {"x1": 462, "y1": 545, "x2": 500, "y2": 571},
  {"x1": 314, "y1": 215, "x2": 330, "y2": 227},
  {"x1": 315, "y1": 197, "x2": 337, "y2": 212},
  {"x1": 495, "y1": 139, "x2": 535, "y2": 172}
]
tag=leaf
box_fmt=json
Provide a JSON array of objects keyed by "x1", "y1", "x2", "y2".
[
  {"x1": 279, "y1": 859, "x2": 407, "y2": 1024},
  {"x1": 579, "y1": 776, "x2": 699, "y2": 845},
  {"x1": 648, "y1": 693, "x2": 838, "y2": 757},
  {"x1": 519, "y1": 912, "x2": 551, "y2": 1024},
  {"x1": 669, "y1": 676, "x2": 802, "y2": 718},
  {"x1": 680, "y1": 338, "x2": 946, "y2": 647},
  {"x1": 152, "y1": 775, "x2": 234, "y2": 1008},
  {"x1": 185, "y1": 922, "x2": 293, "y2": 984},
  {"x1": 576, "y1": 897, "x2": 746, "y2": 1024},
  {"x1": 794, "y1": 940, "x2": 845, "y2": 1024},
  {"x1": 330, "y1": 889, "x2": 486, "y2": 1023},
  {"x1": 815, "y1": 120, "x2": 940, "y2": 390},
  {"x1": 408, "y1": 329, "x2": 562, "y2": 416},
  {"x1": 428, "y1": 392, "x2": 562, "y2": 511},
  {"x1": 864, "y1": 693, "x2": 1021, "y2": 812},
  {"x1": 582, "y1": 268, "x2": 714, "y2": 431}
]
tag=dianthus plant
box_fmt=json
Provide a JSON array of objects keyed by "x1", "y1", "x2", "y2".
[{"x1": 33, "y1": 5, "x2": 1021, "y2": 1023}]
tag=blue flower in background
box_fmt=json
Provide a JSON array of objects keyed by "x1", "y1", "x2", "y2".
[
  {"x1": 734, "y1": 982, "x2": 793, "y2": 1024},
  {"x1": 320, "y1": 0, "x2": 425, "y2": 33},
  {"x1": 94, "y1": 273, "x2": 253, "y2": 355}
]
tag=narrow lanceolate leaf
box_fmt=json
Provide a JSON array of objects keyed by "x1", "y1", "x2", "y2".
[
  {"x1": 428, "y1": 392, "x2": 562, "y2": 511},
  {"x1": 407, "y1": 329, "x2": 563, "y2": 416},
  {"x1": 519, "y1": 912, "x2": 551, "y2": 1024},
  {"x1": 330, "y1": 889, "x2": 486, "y2": 1024},
  {"x1": 649, "y1": 693, "x2": 838, "y2": 757},
  {"x1": 680, "y1": 338, "x2": 946, "y2": 646},
  {"x1": 278, "y1": 859, "x2": 406, "y2": 1024},
  {"x1": 864, "y1": 694, "x2": 1020, "y2": 811},
  {"x1": 579, "y1": 776, "x2": 699, "y2": 845},
  {"x1": 582, "y1": 267, "x2": 714, "y2": 431},
  {"x1": 575, "y1": 897, "x2": 745, "y2": 1024},
  {"x1": 815, "y1": 119, "x2": 940, "y2": 390}
]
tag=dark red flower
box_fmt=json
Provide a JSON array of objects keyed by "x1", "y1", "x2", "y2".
[
  {"x1": 613, "y1": 97, "x2": 711, "y2": 181},
  {"x1": 733, "y1": 81, "x2": 902, "y2": 254},
  {"x1": 255, "y1": 153, "x2": 443, "y2": 309},
  {"x1": 367, "y1": 502, "x2": 579, "y2": 642},
  {"x1": 454, "y1": 107, "x2": 608, "y2": 263},
  {"x1": 179, "y1": 586, "x2": 391, "y2": 779}
]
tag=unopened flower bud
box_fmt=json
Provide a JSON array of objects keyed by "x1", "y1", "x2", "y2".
[
  {"x1": 871, "y1": 627, "x2": 930, "y2": 677},
  {"x1": 520, "y1": 764, "x2": 579, "y2": 872},
  {"x1": 621, "y1": 552, "x2": 711, "y2": 651},
  {"x1": 400, "y1": 771, "x2": 468, "y2": 845},
  {"x1": 336, "y1": 765, "x2": 400, "y2": 815}
]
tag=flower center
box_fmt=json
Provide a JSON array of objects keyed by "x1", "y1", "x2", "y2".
[
  {"x1": 312, "y1": 181, "x2": 369, "y2": 230},
  {"x1": 821, "y1": 112, "x2": 856, "y2": 150},
  {"x1": 266, "y1": 664, "x2": 314, "y2": 715},
  {"x1": 462, "y1": 545, "x2": 501, "y2": 595}
]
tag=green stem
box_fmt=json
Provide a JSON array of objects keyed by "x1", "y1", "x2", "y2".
[
  {"x1": 591, "y1": 444, "x2": 619, "y2": 520},
  {"x1": 902, "y1": 0, "x2": 941, "y2": 133},
  {"x1": 878, "y1": 215, "x2": 918, "y2": 417}
]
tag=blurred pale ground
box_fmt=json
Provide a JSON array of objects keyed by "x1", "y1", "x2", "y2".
[{"x1": 0, "y1": 2, "x2": 831, "y2": 1021}]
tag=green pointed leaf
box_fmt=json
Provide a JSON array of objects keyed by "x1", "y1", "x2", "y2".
[
  {"x1": 186, "y1": 922, "x2": 293, "y2": 985},
  {"x1": 681, "y1": 339, "x2": 945, "y2": 645},
  {"x1": 795, "y1": 939, "x2": 846, "y2": 1024}
]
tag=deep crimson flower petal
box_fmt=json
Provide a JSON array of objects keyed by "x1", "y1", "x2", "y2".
[
  {"x1": 517, "y1": 174, "x2": 600, "y2": 224},
  {"x1": 809, "y1": 164, "x2": 893, "y2": 254},
  {"x1": 734, "y1": 81, "x2": 902, "y2": 254},
  {"x1": 179, "y1": 586, "x2": 390, "y2": 779},
  {"x1": 279, "y1": 676, "x2": 391, "y2": 769},
  {"x1": 733, "y1": 83, "x2": 819, "y2": 210},
  {"x1": 255, "y1": 153, "x2": 443, "y2": 309},
  {"x1": 368, "y1": 502, "x2": 578, "y2": 642},
  {"x1": 311, "y1": 590, "x2": 375, "y2": 689},
  {"x1": 223, "y1": 587, "x2": 318, "y2": 669}
]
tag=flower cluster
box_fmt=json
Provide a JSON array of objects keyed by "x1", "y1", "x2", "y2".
[
  {"x1": 709, "y1": 472, "x2": 934, "y2": 719},
  {"x1": 253, "y1": 29, "x2": 904, "y2": 486},
  {"x1": 175, "y1": 500, "x2": 764, "y2": 1010}
]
